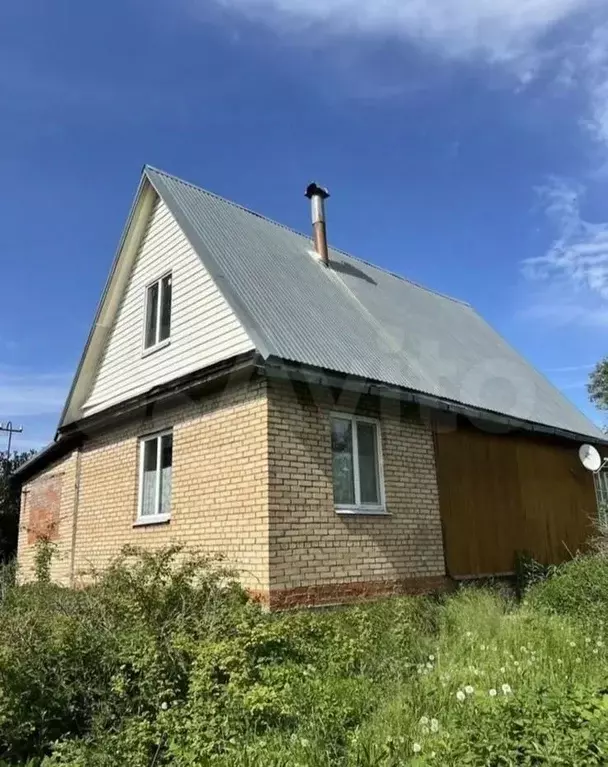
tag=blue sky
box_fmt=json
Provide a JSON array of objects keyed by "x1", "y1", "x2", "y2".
[{"x1": 2, "y1": 0, "x2": 608, "y2": 451}]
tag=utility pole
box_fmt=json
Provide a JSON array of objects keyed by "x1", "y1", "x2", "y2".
[{"x1": 0, "y1": 422, "x2": 23, "y2": 474}]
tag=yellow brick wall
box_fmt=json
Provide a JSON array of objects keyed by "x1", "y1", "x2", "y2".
[
  {"x1": 19, "y1": 378, "x2": 270, "y2": 593},
  {"x1": 267, "y1": 379, "x2": 446, "y2": 596},
  {"x1": 18, "y1": 374, "x2": 448, "y2": 606}
]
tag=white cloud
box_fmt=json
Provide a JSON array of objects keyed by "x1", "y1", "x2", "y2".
[
  {"x1": 216, "y1": 0, "x2": 595, "y2": 63},
  {"x1": 520, "y1": 177, "x2": 608, "y2": 325},
  {"x1": 211, "y1": 0, "x2": 608, "y2": 152},
  {"x1": 524, "y1": 178, "x2": 608, "y2": 298},
  {"x1": 576, "y1": 25, "x2": 608, "y2": 148},
  {"x1": 0, "y1": 369, "x2": 69, "y2": 418}
]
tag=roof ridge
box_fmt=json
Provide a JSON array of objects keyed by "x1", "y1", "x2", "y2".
[{"x1": 144, "y1": 165, "x2": 471, "y2": 308}]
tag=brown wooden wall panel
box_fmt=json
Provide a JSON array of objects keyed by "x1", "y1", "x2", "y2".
[{"x1": 435, "y1": 426, "x2": 597, "y2": 578}]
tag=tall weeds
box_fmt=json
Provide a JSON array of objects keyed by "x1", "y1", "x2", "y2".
[{"x1": 0, "y1": 547, "x2": 607, "y2": 765}]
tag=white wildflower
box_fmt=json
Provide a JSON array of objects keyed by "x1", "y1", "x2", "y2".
[
  {"x1": 456, "y1": 690, "x2": 466, "y2": 702},
  {"x1": 502, "y1": 684, "x2": 512, "y2": 695},
  {"x1": 464, "y1": 685, "x2": 474, "y2": 695},
  {"x1": 419, "y1": 716, "x2": 430, "y2": 726},
  {"x1": 480, "y1": 644, "x2": 486, "y2": 651},
  {"x1": 430, "y1": 718, "x2": 439, "y2": 733},
  {"x1": 466, "y1": 631, "x2": 473, "y2": 638},
  {"x1": 597, "y1": 640, "x2": 604, "y2": 648},
  {"x1": 500, "y1": 667, "x2": 506, "y2": 674},
  {"x1": 429, "y1": 654, "x2": 435, "y2": 661},
  {"x1": 593, "y1": 648, "x2": 599, "y2": 655},
  {"x1": 569, "y1": 641, "x2": 576, "y2": 647},
  {"x1": 161, "y1": 701, "x2": 168, "y2": 710},
  {"x1": 489, "y1": 689, "x2": 498, "y2": 697},
  {"x1": 413, "y1": 743, "x2": 422, "y2": 754}
]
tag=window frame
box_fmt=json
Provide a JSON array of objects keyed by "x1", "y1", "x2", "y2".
[
  {"x1": 330, "y1": 412, "x2": 387, "y2": 515},
  {"x1": 142, "y1": 271, "x2": 173, "y2": 355},
  {"x1": 136, "y1": 429, "x2": 173, "y2": 525}
]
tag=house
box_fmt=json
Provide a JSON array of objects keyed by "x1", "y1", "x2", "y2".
[{"x1": 14, "y1": 166, "x2": 606, "y2": 608}]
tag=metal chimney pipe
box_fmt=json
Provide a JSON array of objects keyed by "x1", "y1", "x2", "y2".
[{"x1": 305, "y1": 183, "x2": 330, "y2": 267}]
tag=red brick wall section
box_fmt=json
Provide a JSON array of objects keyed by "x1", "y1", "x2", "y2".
[
  {"x1": 26, "y1": 475, "x2": 62, "y2": 544},
  {"x1": 259, "y1": 575, "x2": 453, "y2": 610}
]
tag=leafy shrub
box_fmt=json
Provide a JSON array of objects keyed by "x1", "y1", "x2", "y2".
[
  {"x1": 0, "y1": 546, "x2": 248, "y2": 764},
  {"x1": 3, "y1": 550, "x2": 608, "y2": 765},
  {"x1": 528, "y1": 553, "x2": 608, "y2": 622}
]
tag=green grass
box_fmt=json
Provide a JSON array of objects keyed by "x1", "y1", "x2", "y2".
[{"x1": 2, "y1": 546, "x2": 608, "y2": 766}]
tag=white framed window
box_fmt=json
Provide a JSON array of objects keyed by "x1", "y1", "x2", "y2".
[
  {"x1": 330, "y1": 414, "x2": 386, "y2": 514},
  {"x1": 137, "y1": 431, "x2": 173, "y2": 523},
  {"x1": 144, "y1": 272, "x2": 172, "y2": 351}
]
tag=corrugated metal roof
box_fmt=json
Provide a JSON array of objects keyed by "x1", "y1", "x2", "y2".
[{"x1": 146, "y1": 166, "x2": 603, "y2": 442}]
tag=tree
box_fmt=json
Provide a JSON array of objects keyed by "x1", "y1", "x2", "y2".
[
  {"x1": 588, "y1": 358, "x2": 608, "y2": 412},
  {"x1": 0, "y1": 451, "x2": 36, "y2": 562}
]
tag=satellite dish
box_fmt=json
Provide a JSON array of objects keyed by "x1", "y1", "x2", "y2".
[{"x1": 579, "y1": 444, "x2": 602, "y2": 473}]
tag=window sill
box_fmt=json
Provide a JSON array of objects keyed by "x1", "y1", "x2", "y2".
[
  {"x1": 133, "y1": 514, "x2": 171, "y2": 528},
  {"x1": 335, "y1": 507, "x2": 390, "y2": 517},
  {"x1": 142, "y1": 338, "x2": 171, "y2": 358}
]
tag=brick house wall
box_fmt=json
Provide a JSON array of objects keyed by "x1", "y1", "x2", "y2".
[
  {"x1": 19, "y1": 378, "x2": 270, "y2": 593},
  {"x1": 266, "y1": 379, "x2": 448, "y2": 608},
  {"x1": 18, "y1": 376, "x2": 448, "y2": 607},
  {"x1": 18, "y1": 451, "x2": 79, "y2": 585}
]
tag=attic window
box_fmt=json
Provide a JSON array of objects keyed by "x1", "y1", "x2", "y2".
[{"x1": 144, "y1": 273, "x2": 172, "y2": 350}]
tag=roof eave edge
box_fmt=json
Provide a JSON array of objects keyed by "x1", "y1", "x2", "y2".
[
  {"x1": 57, "y1": 171, "x2": 154, "y2": 432},
  {"x1": 262, "y1": 358, "x2": 607, "y2": 446}
]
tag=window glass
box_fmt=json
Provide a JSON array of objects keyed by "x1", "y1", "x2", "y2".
[
  {"x1": 331, "y1": 418, "x2": 355, "y2": 505},
  {"x1": 357, "y1": 421, "x2": 380, "y2": 505},
  {"x1": 141, "y1": 438, "x2": 158, "y2": 516},
  {"x1": 160, "y1": 434, "x2": 173, "y2": 516},
  {"x1": 159, "y1": 275, "x2": 172, "y2": 342},
  {"x1": 145, "y1": 282, "x2": 159, "y2": 349}
]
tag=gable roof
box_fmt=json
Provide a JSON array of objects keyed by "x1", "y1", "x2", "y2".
[
  {"x1": 56, "y1": 165, "x2": 602, "y2": 444},
  {"x1": 143, "y1": 166, "x2": 602, "y2": 443}
]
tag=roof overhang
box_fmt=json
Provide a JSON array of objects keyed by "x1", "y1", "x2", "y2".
[
  {"x1": 262, "y1": 357, "x2": 608, "y2": 447},
  {"x1": 14, "y1": 352, "x2": 259, "y2": 484},
  {"x1": 57, "y1": 173, "x2": 158, "y2": 431},
  {"x1": 16, "y1": 351, "x2": 605, "y2": 485}
]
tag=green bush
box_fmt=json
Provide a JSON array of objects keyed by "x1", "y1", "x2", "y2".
[
  {"x1": 2, "y1": 550, "x2": 608, "y2": 765},
  {"x1": 0, "y1": 546, "x2": 248, "y2": 764},
  {"x1": 528, "y1": 553, "x2": 608, "y2": 622}
]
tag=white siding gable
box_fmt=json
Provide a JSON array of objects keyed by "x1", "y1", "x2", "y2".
[{"x1": 84, "y1": 197, "x2": 254, "y2": 415}]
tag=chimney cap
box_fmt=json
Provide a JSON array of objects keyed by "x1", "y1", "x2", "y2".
[{"x1": 305, "y1": 182, "x2": 330, "y2": 200}]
